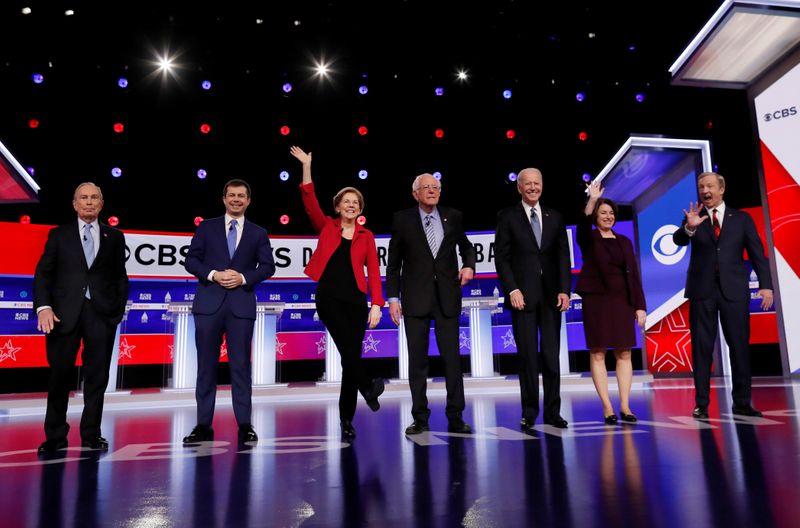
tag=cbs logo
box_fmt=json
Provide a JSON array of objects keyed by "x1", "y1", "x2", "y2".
[
  {"x1": 763, "y1": 106, "x2": 797, "y2": 122},
  {"x1": 651, "y1": 225, "x2": 687, "y2": 266}
]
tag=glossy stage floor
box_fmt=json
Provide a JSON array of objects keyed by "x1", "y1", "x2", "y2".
[{"x1": 1, "y1": 376, "x2": 799, "y2": 528}]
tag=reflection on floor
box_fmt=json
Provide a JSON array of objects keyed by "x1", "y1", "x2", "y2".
[{"x1": 1, "y1": 377, "x2": 798, "y2": 528}]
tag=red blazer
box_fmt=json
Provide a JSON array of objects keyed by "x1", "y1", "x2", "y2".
[
  {"x1": 300, "y1": 183, "x2": 385, "y2": 306},
  {"x1": 575, "y1": 215, "x2": 646, "y2": 311}
]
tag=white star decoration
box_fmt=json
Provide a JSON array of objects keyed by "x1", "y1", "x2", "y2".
[
  {"x1": 275, "y1": 339, "x2": 287, "y2": 356},
  {"x1": 362, "y1": 334, "x2": 380, "y2": 354},
  {"x1": 459, "y1": 331, "x2": 470, "y2": 350},
  {"x1": 119, "y1": 338, "x2": 136, "y2": 359},
  {"x1": 168, "y1": 344, "x2": 174, "y2": 359},
  {"x1": 220, "y1": 336, "x2": 228, "y2": 358},
  {"x1": 501, "y1": 329, "x2": 516, "y2": 349},
  {"x1": 315, "y1": 336, "x2": 327, "y2": 355},
  {"x1": 0, "y1": 339, "x2": 21, "y2": 363}
]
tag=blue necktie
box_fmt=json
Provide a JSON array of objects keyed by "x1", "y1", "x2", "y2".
[
  {"x1": 424, "y1": 214, "x2": 439, "y2": 257},
  {"x1": 83, "y1": 224, "x2": 94, "y2": 298},
  {"x1": 227, "y1": 219, "x2": 238, "y2": 258},
  {"x1": 530, "y1": 208, "x2": 541, "y2": 248}
]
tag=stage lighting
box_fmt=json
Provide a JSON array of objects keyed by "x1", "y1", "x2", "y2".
[
  {"x1": 201, "y1": 80, "x2": 212, "y2": 90},
  {"x1": 194, "y1": 216, "x2": 204, "y2": 226},
  {"x1": 706, "y1": 120, "x2": 714, "y2": 130},
  {"x1": 118, "y1": 77, "x2": 128, "y2": 88},
  {"x1": 279, "y1": 171, "x2": 290, "y2": 181},
  {"x1": 456, "y1": 70, "x2": 469, "y2": 81},
  {"x1": 357, "y1": 215, "x2": 366, "y2": 225},
  {"x1": 197, "y1": 169, "x2": 207, "y2": 179},
  {"x1": 19, "y1": 215, "x2": 31, "y2": 224},
  {"x1": 65, "y1": 9, "x2": 74, "y2": 16},
  {"x1": 629, "y1": 45, "x2": 637, "y2": 51},
  {"x1": 576, "y1": 92, "x2": 585, "y2": 102},
  {"x1": 280, "y1": 126, "x2": 290, "y2": 136},
  {"x1": 157, "y1": 56, "x2": 174, "y2": 74},
  {"x1": 21, "y1": 7, "x2": 31, "y2": 15},
  {"x1": 314, "y1": 61, "x2": 330, "y2": 78},
  {"x1": 282, "y1": 83, "x2": 292, "y2": 93},
  {"x1": 256, "y1": 19, "x2": 264, "y2": 24},
  {"x1": 435, "y1": 87, "x2": 444, "y2": 96},
  {"x1": 433, "y1": 172, "x2": 442, "y2": 180},
  {"x1": 435, "y1": 129, "x2": 444, "y2": 138},
  {"x1": 200, "y1": 123, "x2": 211, "y2": 134},
  {"x1": 635, "y1": 93, "x2": 646, "y2": 103},
  {"x1": 108, "y1": 216, "x2": 119, "y2": 226},
  {"x1": 579, "y1": 131, "x2": 588, "y2": 141},
  {"x1": 508, "y1": 172, "x2": 518, "y2": 182},
  {"x1": 358, "y1": 85, "x2": 368, "y2": 95},
  {"x1": 111, "y1": 167, "x2": 122, "y2": 178},
  {"x1": 502, "y1": 90, "x2": 512, "y2": 99},
  {"x1": 358, "y1": 170, "x2": 368, "y2": 180},
  {"x1": 28, "y1": 119, "x2": 39, "y2": 129},
  {"x1": 26, "y1": 167, "x2": 34, "y2": 176},
  {"x1": 506, "y1": 130, "x2": 516, "y2": 139},
  {"x1": 582, "y1": 173, "x2": 592, "y2": 182},
  {"x1": 280, "y1": 215, "x2": 290, "y2": 225},
  {"x1": 32, "y1": 73, "x2": 44, "y2": 84},
  {"x1": 113, "y1": 122, "x2": 124, "y2": 133},
  {"x1": 358, "y1": 126, "x2": 368, "y2": 136}
]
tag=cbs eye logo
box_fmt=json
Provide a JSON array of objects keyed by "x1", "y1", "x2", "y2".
[
  {"x1": 651, "y1": 225, "x2": 687, "y2": 266},
  {"x1": 764, "y1": 106, "x2": 797, "y2": 122}
]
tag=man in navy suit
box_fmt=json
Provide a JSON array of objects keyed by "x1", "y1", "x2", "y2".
[
  {"x1": 183, "y1": 179, "x2": 275, "y2": 444},
  {"x1": 495, "y1": 168, "x2": 571, "y2": 431},
  {"x1": 673, "y1": 171, "x2": 773, "y2": 419},
  {"x1": 34, "y1": 182, "x2": 129, "y2": 453}
]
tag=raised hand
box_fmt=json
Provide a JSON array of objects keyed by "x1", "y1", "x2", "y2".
[
  {"x1": 682, "y1": 202, "x2": 708, "y2": 229},
  {"x1": 289, "y1": 146, "x2": 312, "y2": 165},
  {"x1": 587, "y1": 180, "x2": 604, "y2": 200}
]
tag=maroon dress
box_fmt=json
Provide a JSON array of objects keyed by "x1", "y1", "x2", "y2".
[{"x1": 581, "y1": 237, "x2": 637, "y2": 348}]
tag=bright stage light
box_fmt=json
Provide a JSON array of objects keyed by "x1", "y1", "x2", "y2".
[
  {"x1": 433, "y1": 172, "x2": 442, "y2": 180},
  {"x1": 280, "y1": 125, "x2": 290, "y2": 136},
  {"x1": 201, "y1": 80, "x2": 212, "y2": 90},
  {"x1": 314, "y1": 61, "x2": 330, "y2": 78},
  {"x1": 358, "y1": 170, "x2": 368, "y2": 180},
  {"x1": 194, "y1": 216, "x2": 204, "y2": 227},
  {"x1": 357, "y1": 126, "x2": 368, "y2": 136},
  {"x1": 157, "y1": 55, "x2": 175, "y2": 74},
  {"x1": 32, "y1": 73, "x2": 44, "y2": 84},
  {"x1": 435, "y1": 129, "x2": 444, "y2": 138},
  {"x1": 576, "y1": 92, "x2": 585, "y2": 102},
  {"x1": 282, "y1": 83, "x2": 293, "y2": 93},
  {"x1": 502, "y1": 89, "x2": 512, "y2": 99},
  {"x1": 65, "y1": 10, "x2": 75, "y2": 16},
  {"x1": 635, "y1": 92, "x2": 646, "y2": 103},
  {"x1": 508, "y1": 172, "x2": 518, "y2": 182},
  {"x1": 21, "y1": 7, "x2": 31, "y2": 15},
  {"x1": 111, "y1": 167, "x2": 122, "y2": 178},
  {"x1": 200, "y1": 123, "x2": 211, "y2": 134},
  {"x1": 118, "y1": 77, "x2": 128, "y2": 88},
  {"x1": 197, "y1": 169, "x2": 207, "y2": 179},
  {"x1": 113, "y1": 123, "x2": 124, "y2": 133},
  {"x1": 19, "y1": 214, "x2": 31, "y2": 224},
  {"x1": 435, "y1": 87, "x2": 444, "y2": 96},
  {"x1": 506, "y1": 130, "x2": 516, "y2": 139},
  {"x1": 28, "y1": 119, "x2": 39, "y2": 129},
  {"x1": 582, "y1": 173, "x2": 592, "y2": 182},
  {"x1": 357, "y1": 215, "x2": 366, "y2": 225},
  {"x1": 279, "y1": 171, "x2": 290, "y2": 181},
  {"x1": 280, "y1": 215, "x2": 290, "y2": 225},
  {"x1": 456, "y1": 70, "x2": 469, "y2": 81},
  {"x1": 108, "y1": 216, "x2": 119, "y2": 226},
  {"x1": 578, "y1": 131, "x2": 588, "y2": 141},
  {"x1": 358, "y1": 85, "x2": 368, "y2": 95}
]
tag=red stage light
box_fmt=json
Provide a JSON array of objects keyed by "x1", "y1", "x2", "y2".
[
  {"x1": 194, "y1": 216, "x2": 204, "y2": 226},
  {"x1": 706, "y1": 120, "x2": 714, "y2": 130},
  {"x1": 358, "y1": 126, "x2": 368, "y2": 136},
  {"x1": 435, "y1": 129, "x2": 444, "y2": 138},
  {"x1": 280, "y1": 214, "x2": 290, "y2": 225},
  {"x1": 19, "y1": 215, "x2": 31, "y2": 224},
  {"x1": 28, "y1": 119, "x2": 39, "y2": 129},
  {"x1": 113, "y1": 123, "x2": 125, "y2": 133},
  {"x1": 200, "y1": 123, "x2": 211, "y2": 134},
  {"x1": 280, "y1": 126, "x2": 290, "y2": 136},
  {"x1": 578, "y1": 131, "x2": 588, "y2": 141},
  {"x1": 357, "y1": 215, "x2": 366, "y2": 225},
  {"x1": 108, "y1": 216, "x2": 119, "y2": 226},
  {"x1": 506, "y1": 129, "x2": 515, "y2": 139}
]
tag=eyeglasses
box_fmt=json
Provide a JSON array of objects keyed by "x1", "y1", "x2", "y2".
[{"x1": 418, "y1": 184, "x2": 441, "y2": 192}]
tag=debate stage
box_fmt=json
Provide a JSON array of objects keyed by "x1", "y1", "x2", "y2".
[{"x1": 1, "y1": 376, "x2": 799, "y2": 528}]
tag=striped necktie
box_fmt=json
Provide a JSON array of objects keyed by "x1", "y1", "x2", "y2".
[{"x1": 424, "y1": 214, "x2": 439, "y2": 257}]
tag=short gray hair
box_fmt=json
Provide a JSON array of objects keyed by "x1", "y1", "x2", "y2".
[
  {"x1": 73, "y1": 182, "x2": 103, "y2": 201},
  {"x1": 697, "y1": 171, "x2": 725, "y2": 188},
  {"x1": 412, "y1": 173, "x2": 442, "y2": 192}
]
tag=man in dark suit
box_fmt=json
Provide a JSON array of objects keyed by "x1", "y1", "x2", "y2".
[
  {"x1": 34, "y1": 182, "x2": 129, "y2": 453},
  {"x1": 183, "y1": 179, "x2": 276, "y2": 444},
  {"x1": 386, "y1": 173, "x2": 476, "y2": 435},
  {"x1": 495, "y1": 168, "x2": 571, "y2": 430},
  {"x1": 673, "y1": 171, "x2": 773, "y2": 419}
]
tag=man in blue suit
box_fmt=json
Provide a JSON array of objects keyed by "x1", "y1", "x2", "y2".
[
  {"x1": 183, "y1": 179, "x2": 275, "y2": 444},
  {"x1": 673, "y1": 171, "x2": 773, "y2": 419}
]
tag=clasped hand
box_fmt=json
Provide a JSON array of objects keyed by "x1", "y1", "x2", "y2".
[{"x1": 214, "y1": 269, "x2": 243, "y2": 289}]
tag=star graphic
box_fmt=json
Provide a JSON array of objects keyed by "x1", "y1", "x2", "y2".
[
  {"x1": 459, "y1": 331, "x2": 470, "y2": 350},
  {"x1": 275, "y1": 338, "x2": 287, "y2": 356},
  {"x1": 501, "y1": 329, "x2": 516, "y2": 349},
  {"x1": 219, "y1": 335, "x2": 228, "y2": 358},
  {"x1": 646, "y1": 303, "x2": 692, "y2": 373},
  {"x1": 315, "y1": 336, "x2": 327, "y2": 355},
  {"x1": 362, "y1": 333, "x2": 380, "y2": 354},
  {"x1": 119, "y1": 338, "x2": 136, "y2": 359},
  {"x1": 0, "y1": 339, "x2": 21, "y2": 363},
  {"x1": 167, "y1": 344, "x2": 174, "y2": 359}
]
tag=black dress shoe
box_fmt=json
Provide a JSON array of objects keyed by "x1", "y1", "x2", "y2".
[
  {"x1": 732, "y1": 405, "x2": 763, "y2": 417},
  {"x1": 404, "y1": 421, "x2": 430, "y2": 435},
  {"x1": 619, "y1": 412, "x2": 638, "y2": 423},
  {"x1": 238, "y1": 424, "x2": 258, "y2": 443},
  {"x1": 341, "y1": 420, "x2": 356, "y2": 440},
  {"x1": 544, "y1": 415, "x2": 569, "y2": 429},
  {"x1": 604, "y1": 414, "x2": 618, "y2": 425},
  {"x1": 692, "y1": 406, "x2": 709, "y2": 419},
  {"x1": 183, "y1": 425, "x2": 214, "y2": 444},
  {"x1": 38, "y1": 438, "x2": 68, "y2": 454},
  {"x1": 81, "y1": 436, "x2": 109, "y2": 450},
  {"x1": 447, "y1": 420, "x2": 473, "y2": 434},
  {"x1": 363, "y1": 378, "x2": 385, "y2": 412},
  {"x1": 520, "y1": 417, "x2": 537, "y2": 431}
]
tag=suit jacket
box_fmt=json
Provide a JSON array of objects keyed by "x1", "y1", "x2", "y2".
[
  {"x1": 185, "y1": 216, "x2": 276, "y2": 319},
  {"x1": 385, "y1": 206, "x2": 476, "y2": 318},
  {"x1": 33, "y1": 221, "x2": 129, "y2": 333},
  {"x1": 300, "y1": 182, "x2": 385, "y2": 306},
  {"x1": 494, "y1": 203, "x2": 571, "y2": 309},
  {"x1": 575, "y1": 215, "x2": 646, "y2": 311},
  {"x1": 673, "y1": 206, "x2": 772, "y2": 301}
]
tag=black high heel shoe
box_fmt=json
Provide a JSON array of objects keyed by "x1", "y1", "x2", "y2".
[
  {"x1": 619, "y1": 412, "x2": 638, "y2": 423},
  {"x1": 341, "y1": 420, "x2": 356, "y2": 440},
  {"x1": 604, "y1": 414, "x2": 618, "y2": 425}
]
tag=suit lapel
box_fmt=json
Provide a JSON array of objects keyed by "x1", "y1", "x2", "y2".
[
  {"x1": 516, "y1": 204, "x2": 538, "y2": 248},
  {"x1": 93, "y1": 223, "x2": 110, "y2": 267}
]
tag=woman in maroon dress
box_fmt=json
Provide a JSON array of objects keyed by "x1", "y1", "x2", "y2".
[{"x1": 576, "y1": 181, "x2": 646, "y2": 424}]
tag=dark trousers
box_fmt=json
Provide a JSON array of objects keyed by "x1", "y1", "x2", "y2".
[
  {"x1": 511, "y1": 297, "x2": 562, "y2": 420},
  {"x1": 316, "y1": 295, "x2": 370, "y2": 421},
  {"x1": 194, "y1": 299, "x2": 255, "y2": 426},
  {"x1": 44, "y1": 299, "x2": 117, "y2": 441},
  {"x1": 689, "y1": 282, "x2": 752, "y2": 408},
  {"x1": 404, "y1": 293, "x2": 465, "y2": 423}
]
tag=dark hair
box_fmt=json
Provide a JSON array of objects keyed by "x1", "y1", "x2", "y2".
[
  {"x1": 222, "y1": 179, "x2": 251, "y2": 198},
  {"x1": 591, "y1": 197, "x2": 618, "y2": 226}
]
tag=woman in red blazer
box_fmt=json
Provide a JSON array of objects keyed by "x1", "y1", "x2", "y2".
[
  {"x1": 290, "y1": 146, "x2": 385, "y2": 440},
  {"x1": 576, "y1": 181, "x2": 647, "y2": 425}
]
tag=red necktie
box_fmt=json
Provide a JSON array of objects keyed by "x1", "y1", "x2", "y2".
[{"x1": 712, "y1": 209, "x2": 721, "y2": 240}]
